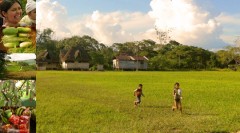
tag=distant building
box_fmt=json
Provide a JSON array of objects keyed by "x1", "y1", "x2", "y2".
[
  {"x1": 36, "y1": 50, "x2": 59, "y2": 70},
  {"x1": 97, "y1": 64, "x2": 104, "y2": 71},
  {"x1": 59, "y1": 47, "x2": 89, "y2": 70},
  {"x1": 113, "y1": 54, "x2": 148, "y2": 70},
  {"x1": 228, "y1": 59, "x2": 240, "y2": 71}
]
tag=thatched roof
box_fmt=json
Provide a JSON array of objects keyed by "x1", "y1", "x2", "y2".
[
  {"x1": 37, "y1": 50, "x2": 59, "y2": 63},
  {"x1": 228, "y1": 59, "x2": 240, "y2": 65},
  {"x1": 60, "y1": 46, "x2": 90, "y2": 63}
]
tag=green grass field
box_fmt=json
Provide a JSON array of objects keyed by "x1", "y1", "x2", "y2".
[{"x1": 37, "y1": 71, "x2": 240, "y2": 133}]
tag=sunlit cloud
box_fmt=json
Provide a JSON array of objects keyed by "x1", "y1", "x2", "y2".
[{"x1": 37, "y1": 0, "x2": 239, "y2": 49}]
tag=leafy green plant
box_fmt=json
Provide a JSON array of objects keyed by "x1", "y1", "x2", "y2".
[{"x1": 0, "y1": 80, "x2": 36, "y2": 107}]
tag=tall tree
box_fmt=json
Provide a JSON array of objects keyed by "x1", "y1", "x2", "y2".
[{"x1": 36, "y1": 28, "x2": 58, "y2": 61}]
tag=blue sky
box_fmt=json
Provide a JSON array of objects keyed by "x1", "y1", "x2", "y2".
[
  {"x1": 37, "y1": 0, "x2": 240, "y2": 50},
  {"x1": 55, "y1": 0, "x2": 240, "y2": 16},
  {"x1": 55, "y1": 0, "x2": 151, "y2": 14}
]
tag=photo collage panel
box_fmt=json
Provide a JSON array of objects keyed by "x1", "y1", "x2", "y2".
[{"x1": 0, "y1": 0, "x2": 36, "y2": 132}]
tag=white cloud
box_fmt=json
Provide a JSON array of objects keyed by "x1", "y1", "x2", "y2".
[
  {"x1": 37, "y1": 0, "x2": 239, "y2": 49},
  {"x1": 216, "y1": 13, "x2": 240, "y2": 46},
  {"x1": 82, "y1": 11, "x2": 155, "y2": 44},
  {"x1": 37, "y1": 0, "x2": 71, "y2": 39},
  {"x1": 37, "y1": 0, "x2": 155, "y2": 45},
  {"x1": 148, "y1": 0, "x2": 228, "y2": 49}
]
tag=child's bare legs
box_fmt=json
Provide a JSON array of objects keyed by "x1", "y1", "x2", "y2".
[
  {"x1": 178, "y1": 101, "x2": 182, "y2": 113},
  {"x1": 134, "y1": 97, "x2": 141, "y2": 107},
  {"x1": 172, "y1": 100, "x2": 177, "y2": 111},
  {"x1": 134, "y1": 101, "x2": 140, "y2": 107},
  {"x1": 176, "y1": 101, "x2": 182, "y2": 113},
  {"x1": 134, "y1": 101, "x2": 137, "y2": 107}
]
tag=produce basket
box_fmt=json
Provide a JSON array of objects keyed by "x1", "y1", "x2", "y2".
[{"x1": 0, "y1": 107, "x2": 32, "y2": 133}]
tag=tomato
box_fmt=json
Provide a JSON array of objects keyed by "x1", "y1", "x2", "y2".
[
  {"x1": 19, "y1": 129, "x2": 29, "y2": 133},
  {"x1": 18, "y1": 124, "x2": 27, "y2": 129},
  {"x1": 20, "y1": 115, "x2": 30, "y2": 121},
  {"x1": 19, "y1": 119, "x2": 28, "y2": 124},
  {"x1": 9, "y1": 115, "x2": 20, "y2": 125}
]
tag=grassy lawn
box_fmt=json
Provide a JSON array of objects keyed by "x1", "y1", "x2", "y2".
[{"x1": 36, "y1": 71, "x2": 240, "y2": 133}]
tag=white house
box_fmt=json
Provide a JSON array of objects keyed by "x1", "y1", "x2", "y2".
[
  {"x1": 113, "y1": 54, "x2": 149, "y2": 70},
  {"x1": 60, "y1": 48, "x2": 89, "y2": 70}
]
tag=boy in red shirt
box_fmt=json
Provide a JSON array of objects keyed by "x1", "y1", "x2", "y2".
[{"x1": 134, "y1": 84, "x2": 144, "y2": 107}]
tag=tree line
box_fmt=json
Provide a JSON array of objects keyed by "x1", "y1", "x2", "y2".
[{"x1": 37, "y1": 28, "x2": 240, "y2": 71}]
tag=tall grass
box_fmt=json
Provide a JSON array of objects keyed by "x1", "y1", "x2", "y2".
[{"x1": 37, "y1": 71, "x2": 240, "y2": 133}]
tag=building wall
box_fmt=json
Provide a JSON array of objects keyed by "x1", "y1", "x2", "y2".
[
  {"x1": 97, "y1": 64, "x2": 104, "y2": 71},
  {"x1": 37, "y1": 63, "x2": 47, "y2": 70},
  {"x1": 37, "y1": 66, "x2": 46, "y2": 70},
  {"x1": 113, "y1": 60, "x2": 148, "y2": 70},
  {"x1": 62, "y1": 62, "x2": 89, "y2": 70},
  {"x1": 46, "y1": 63, "x2": 59, "y2": 70}
]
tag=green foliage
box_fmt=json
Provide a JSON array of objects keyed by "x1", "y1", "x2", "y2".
[
  {"x1": 0, "y1": 52, "x2": 6, "y2": 78},
  {"x1": 216, "y1": 46, "x2": 240, "y2": 68},
  {"x1": 148, "y1": 42, "x2": 218, "y2": 70},
  {"x1": 0, "y1": 80, "x2": 36, "y2": 107},
  {"x1": 37, "y1": 71, "x2": 240, "y2": 132},
  {"x1": 89, "y1": 52, "x2": 104, "y2": 65},
  {"x1": 37, "y1": 28, "x2": 239, "y2": 71}
]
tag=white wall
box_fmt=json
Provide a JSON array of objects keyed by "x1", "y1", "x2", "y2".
[
  {"x1": 113, "y1": 60, "x2": 148, "y2": 70},
  {"x1": 62, "y1": 62, "x2": 89, "y2": 70}
]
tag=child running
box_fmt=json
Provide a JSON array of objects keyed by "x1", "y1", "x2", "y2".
[
  {"x1": 172, "y1": 82, "x2": 183, "y2": 113},
  {"x1": 134, "y1": 84, "x2": 144, "y2": 107}
]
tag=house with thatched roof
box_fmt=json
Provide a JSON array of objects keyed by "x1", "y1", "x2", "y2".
[
  {"x1": 113, "y1": 54, "x2": 149, "y2": 70},
  {"x1": 59, "y1": 47, "x2": 90, "y2": 70},
  {"x1": 228, "y1": 59, "x2": 240, "y2": 71},
  {"x1": 36, "y1": 50, "x2": 60, "y2": 70}
]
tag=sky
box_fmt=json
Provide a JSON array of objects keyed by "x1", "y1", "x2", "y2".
[{"x1": 37, "y1": 0, "x2": 240, "y2": 50}]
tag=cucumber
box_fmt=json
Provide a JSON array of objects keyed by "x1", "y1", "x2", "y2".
[
  {"x1": 20, "y1": 42, "x2": 32, "y2": 47},
  {"x1": 17, "y1": 27, "x2": 31, "y2": 33},
  {"x1": 2, "y1": 35, "x2": 19, "y2": 43},
  {"x1": 4, "y1": 109, "x2": 12, "y2": 119},
  {"x1": 18, "y1": 37, "x2": 31, "y2": 42},
  {"x1": 3, "y1": 42, "x2": 20, "y2": 48},
  {"x1": 18, "y1": 33, "x2": 30, "y2": 37},
  {"x1": 2, "y1": 27, "x2": 18, "y2": 35}
]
